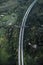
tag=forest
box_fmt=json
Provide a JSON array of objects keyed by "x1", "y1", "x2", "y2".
[{"x1": 0, "y1": 0, "x2": 43, "y2": 65}]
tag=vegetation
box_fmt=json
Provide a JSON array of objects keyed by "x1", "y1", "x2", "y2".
[{"x1": 0, "y1": 0, "x2": 43, "y2": 65}]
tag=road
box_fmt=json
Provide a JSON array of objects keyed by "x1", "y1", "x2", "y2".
[{"x1": 18, "y1": 0, "x2": 38, "y2": 65}]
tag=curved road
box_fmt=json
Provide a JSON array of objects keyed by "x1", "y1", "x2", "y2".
[{"x1": 18, "y1": 0, "x2": 38, "y2": 65}]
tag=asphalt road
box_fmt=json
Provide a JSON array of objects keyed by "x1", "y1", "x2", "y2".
[{"x1": 18, "y1": 0, "x2": 37, "y2": 65}]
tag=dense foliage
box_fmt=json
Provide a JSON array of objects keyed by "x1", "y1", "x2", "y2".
[{"x1": 0, "y1": 0, "x2": 43, "y2": 65}]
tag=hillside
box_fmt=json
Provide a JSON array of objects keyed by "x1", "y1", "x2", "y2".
[{"x1": 0, "y1": 0, "x2": 43, "y2": 65}]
